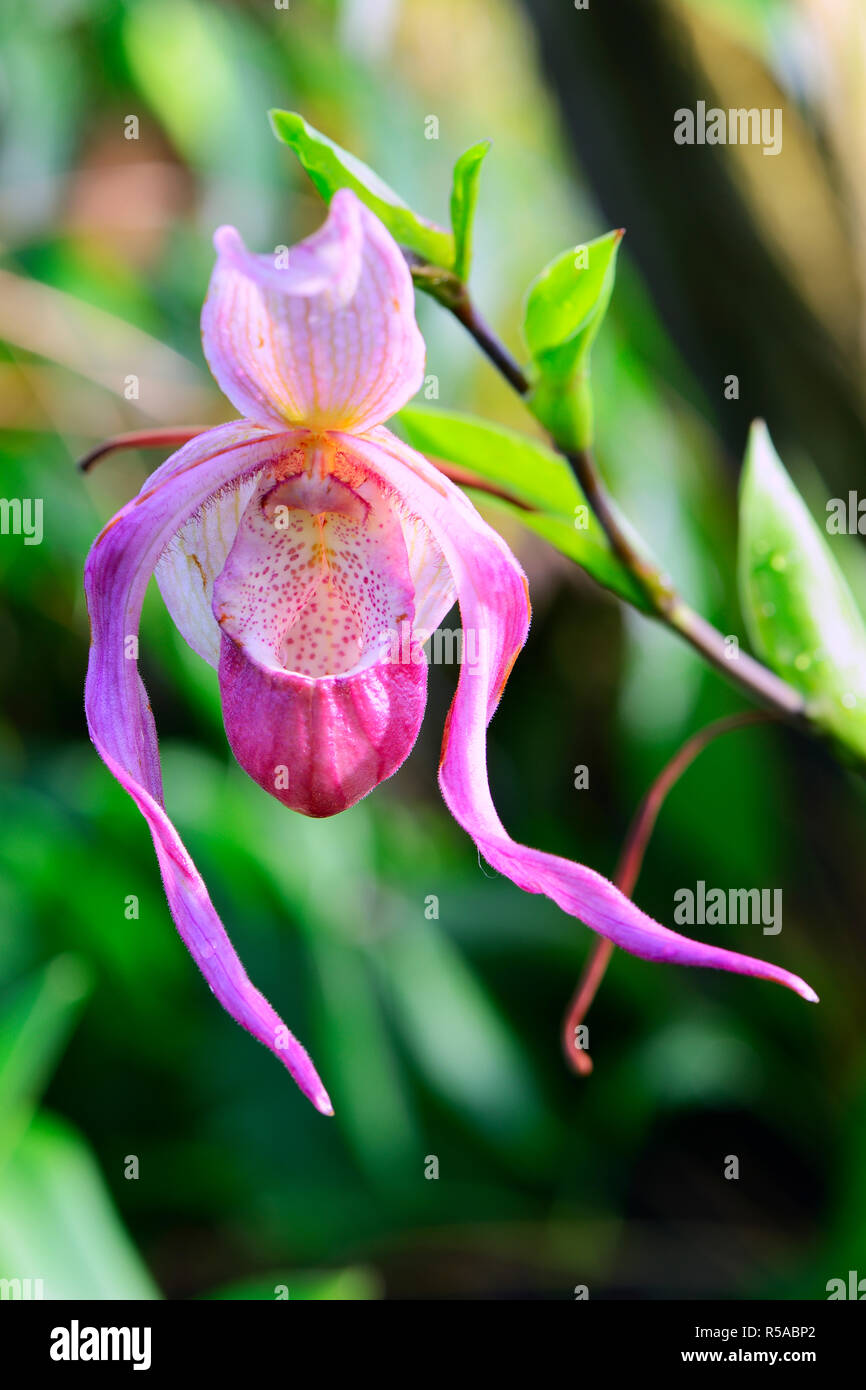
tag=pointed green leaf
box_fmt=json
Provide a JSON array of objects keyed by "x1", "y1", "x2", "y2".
[
  {"x1": 483, "y1": 499, "x2": 652, "y2": 612},
  {"x1": 524, "y1": 230, "x2": 623, "y2": 363},
  {"x1": 270, "y1": 110, "x2": 455, "y2": 268},
  {"x1": 399, "y1": 404, "x2": 579, "y2": 513},
  {"x1": 738, "y1": 421, "x2": 866, "y2": 761},
  {"x1": 396, "y1": 406, "x2": 651, "y2": 610},
  {"x1": 449, "y1": 140, "x2": 490, "y2": 282},
  {"x1": 523, "y1": 230, "x2": 623, "y2": 451}
]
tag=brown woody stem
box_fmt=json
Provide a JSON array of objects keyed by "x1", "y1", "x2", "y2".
[
  {"x1": 431, "y1": 274, "x2": 807, "y2": 725},
  {"x1": 76, "y1": 428, "x2": 534, "y2": 517}
]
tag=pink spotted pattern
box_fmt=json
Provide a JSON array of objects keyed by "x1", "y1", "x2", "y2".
[{"x1": 213, "y1": 453, "x2": 416, "y2": 680}]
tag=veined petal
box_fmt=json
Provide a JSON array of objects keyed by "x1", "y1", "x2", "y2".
[
  {"x1": 218, "y1": 637, "x2": 427, "y2": 818},
  {"x1": 347, "y1": 429, "x2": 818, "y2": 1003},
  {"x1": 202, "y1": 189, "x2": 425, "y2": 434},
  {"x1": 401, "y1": 507, "x2": 457, "y2": 642},
  {"x1": 155, "y1": 473, "x2": 259, "y2": 669},
  {"x1": 212, "y1": 441, "x2": 428, "y2": 816},
  {"x1": 84, "y1": 424, "x2": 334, "y2": 1112}
]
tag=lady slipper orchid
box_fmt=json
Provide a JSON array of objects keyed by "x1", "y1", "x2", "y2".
[{"x1": 84, "y1": 190, "x2": 817, "y2": 1115}]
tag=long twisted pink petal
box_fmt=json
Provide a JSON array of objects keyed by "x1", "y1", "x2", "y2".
[
  {"x1": 84, "y1": 423, "x2": 335, "y2": 1113},
  {"x1": 348, "y1": 427, "x2": 818, "y2": 1003}
]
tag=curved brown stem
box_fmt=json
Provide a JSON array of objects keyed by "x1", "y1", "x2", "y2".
[
  {"x1": 450, "y1": 293, "x2": 531, "y2": 397},
  {"x1": 425, "y1": 456, "x2": 535, "y2": 510},
  {"x1": 562, "y1": 710, "x2": 774, "y2": 1076},
  {"x1": 76, "y1": 426, "x2": 539, "y2": 522},
  {"x1": 77, "y1": 426, "x2": 209, "y2": 472}
]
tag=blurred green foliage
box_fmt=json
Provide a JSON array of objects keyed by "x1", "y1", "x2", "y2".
[{"x1": 0, "y1": 0, "x2": 865, "y2": 1300}]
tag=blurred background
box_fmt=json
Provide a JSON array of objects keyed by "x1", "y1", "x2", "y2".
[{"x1": 1, "y1": 0, "x2": 865, "y2": 1300}]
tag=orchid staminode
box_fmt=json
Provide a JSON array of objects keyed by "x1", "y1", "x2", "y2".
[{"x1": 84, "y1": 190, "x2": 816, "y2": 1115}]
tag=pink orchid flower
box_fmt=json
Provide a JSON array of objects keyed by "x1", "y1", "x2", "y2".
[{"x1": 84, "y1": 190, "x2": 816, "y2": 1115}]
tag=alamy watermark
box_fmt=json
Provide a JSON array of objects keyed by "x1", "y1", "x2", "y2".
[
  {"x1": 826, "y1": 1271, "x2": 866, "y2": 1299},
  {"x1": 0, "y1": 1276, "x2": 44, "y2": 1299},
  {"x1": 674, "y1": 881, "x2": 782, "y2": 935},
  {"x1": 379, "y1": 622, "x2": 488, "y2": 674},
  {"x1": 826, "y1": 492, "x2": 866, "y2": 534},
  {"x1": 49, "y1": 1321, "x2": 152, "y2": 1370},
  {"x1": 0, "y1": 497, "x2": 43, "y2": 545},
  {"x1": 674, "y1": 102, "x2": 782, "y2": 157}
]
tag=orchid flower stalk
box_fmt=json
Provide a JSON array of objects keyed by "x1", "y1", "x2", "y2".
[{"x1": 84, "y1": 191, "x2": 816, "y2": 1115}]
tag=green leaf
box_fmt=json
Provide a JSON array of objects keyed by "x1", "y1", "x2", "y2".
[
  {"x1": 270, "y1": 110, "x2": 455, "y2": 268},
  {"x1": 523, "y1": 229, "x2": 623, "y2": 451},
  {"x1": 483, "y1": 499, "x2": 652, "y2": 612},
  {"x1": 399, "y1": 405, "x2": 577, "y2": 512},
  {"x1": 0, "y1": 956, "x2": 91, "y2": 1173},
  {"x1": 304, "y1": 933, "x2": 421, "y2": 1188},
  {"x1": 524, "y1": 230, "x2": 623, "y2": 361},
  {"x1": 738, "y1": 421, "x2": 866, "y2": 762},
  {"x1": 449, "y1": 140, "x2": 490, "y2": 282},
  {"x1": 0, "y1": 1113, "x2": 160, "y2": 1300},
  {"x1": 396, "y1": 405, "x2": 651, "y2": 609},
  {"x1": 370, "y1": 919, "x2": 553, "y2": 1164}
]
